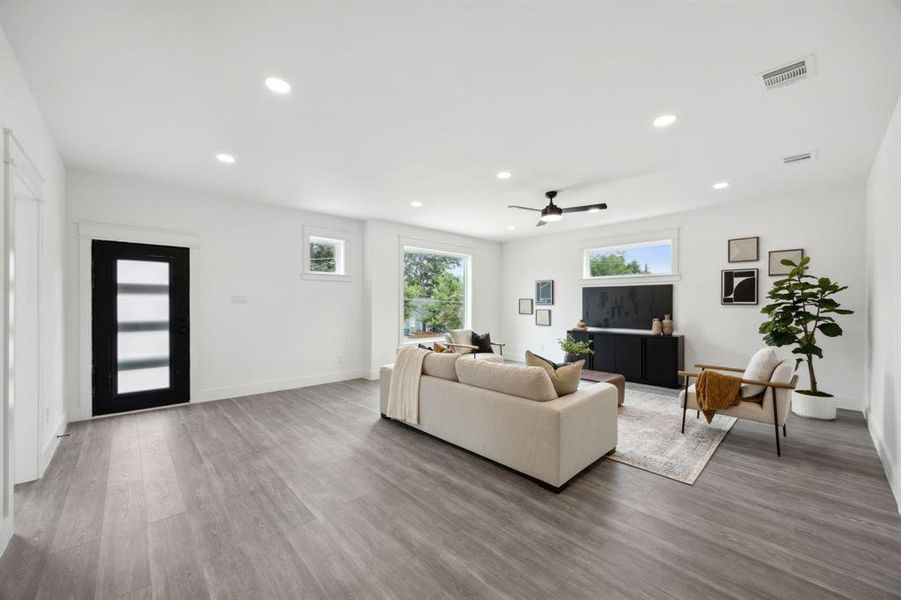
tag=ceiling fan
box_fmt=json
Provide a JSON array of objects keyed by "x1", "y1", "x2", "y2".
[{"x1": 508, "y1": 190, "x2": 607, "y2": 227}]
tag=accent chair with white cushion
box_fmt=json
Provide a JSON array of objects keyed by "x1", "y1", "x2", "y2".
[
  {"x1": 677, "y1": 352, "x2": 798, "y2": 456},
  {"x1": 444, "y1": 328, "x2": 505, "y2": 362}
]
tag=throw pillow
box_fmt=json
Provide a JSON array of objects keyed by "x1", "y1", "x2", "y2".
[
  {"x1": 432, "y1": 341, "x2": 454, "y2": 353},
  {"x1": 525, "y1": 350, "x2": 584, "y2": 396},
  {"x1": 471, "y1": 331, "x2": 494, "y2": 354},
  {"x1": 448, "y1": 329, "x2": 474, "y2": 354},
  {"x1": 417, "y1": 344, "x2": 433, "y2": 351},
  {"x1": 741, "y1": 347, "x2": 782, "y2": 397}
]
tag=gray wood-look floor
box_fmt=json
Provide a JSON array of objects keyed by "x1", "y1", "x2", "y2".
[{"x1": 1, "y1": 379, "x2": 900, "y2": 600}]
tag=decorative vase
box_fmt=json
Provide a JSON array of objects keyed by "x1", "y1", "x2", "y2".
[
  {"x1": 791, "y1": 390, "x2": 836, "y2": 420},
  {"x1": 572, "y1": 320, "x2": 588, "y2": 331},
  {"x1": 662, "y1": 314, "x2": 674, "y2": 336},
  {"x1": 651, "y1": 318, "x2": 662, "y2": 336}
]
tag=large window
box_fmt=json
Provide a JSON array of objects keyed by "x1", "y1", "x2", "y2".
[
  {"x1": 584, "y1": 239, "x2": 673, "y2": 279},
  {"x1": 402, "y1": 247, "x2": 469, "y2": 343}
]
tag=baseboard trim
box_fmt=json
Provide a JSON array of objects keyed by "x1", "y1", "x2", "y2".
[
  {"x1": 41, "y1": 416, "x2": 67, "y2": 474},
  {"x1": 197, "y1": 369, "x2": 369, "y2": 402},
  {"x1": 366, "y1": 369, "x2": 380, "y2": 381},
  {"x1": 864, "y1": 407, "x2": 901, "y2": 514}
]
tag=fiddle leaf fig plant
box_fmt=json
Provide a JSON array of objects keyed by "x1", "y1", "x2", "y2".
[{"x1": 758, "y1": 256, "x2": 853, "y2": 397}]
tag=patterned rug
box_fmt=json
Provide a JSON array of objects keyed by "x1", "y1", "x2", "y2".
[{"x1": 608, "y1": 385, "x2": 736, "y2": 485}]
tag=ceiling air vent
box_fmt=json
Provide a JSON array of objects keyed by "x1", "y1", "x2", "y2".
[
  {"x1": 782, "y1": 151, "x2": 816, "y2": 165},
  {"x1": 760, "y1": 55, "x2": 815, "y2": 90}
]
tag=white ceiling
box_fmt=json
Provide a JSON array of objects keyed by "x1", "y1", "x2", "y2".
[{"x1": 2, "y1": 1, "x2": 900, "y2": 241}]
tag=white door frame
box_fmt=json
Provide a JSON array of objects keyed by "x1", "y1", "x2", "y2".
[{"x1": 2, "y1": 128, "x2": 45, "y2": 551}]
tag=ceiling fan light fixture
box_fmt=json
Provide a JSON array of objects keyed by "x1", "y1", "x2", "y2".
[{"x1": 540, "y1": 213, "x2": 563, "y2": 222}]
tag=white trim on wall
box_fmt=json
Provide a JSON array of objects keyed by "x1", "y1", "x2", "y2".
[{"x1": 75, "y1": 222, "x2": 201, "y2": 421}]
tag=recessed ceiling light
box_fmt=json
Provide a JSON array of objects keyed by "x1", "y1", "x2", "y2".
[
  {"x1": 264, "y1": 77, "x2": 292, "y2": 95},
  {"x1": 712, "y1": 181, "x2": 730, "y2": 190},
  {"x1": 496, "y1": 171, "x2": 512, "y2": 180},
  {"x1": 653, "y1": 114, "x2": 678, "y2": 128},
  {"x1": 216, "y1": 153, "x2": 235, "y2": 164},
  {"x1": 507, "y1": 225, "x2": 516, "y2": 230},
  {"x1": 410, "y1": 200, "x2": 423, "y2": 207}
]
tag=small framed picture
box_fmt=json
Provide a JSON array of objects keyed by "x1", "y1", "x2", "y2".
[
  {"x1": 535, "y1": 280, "x2": 554, "y2": 305},
  {"x1": 535, "y1": 309, "x2": 552, "y2": 326},
  {"x1": 518, "y1": 298, "x2": 534, "y2": 315},
  {"x1": 721, "y1": 269, "x2": 758, "y2": 305},
  {"x1": 728, "y1": 237, "x2": 759, "y2": 263},
  {"x1": 768, "y1": 249, "x2": 804, "y2": 276}
]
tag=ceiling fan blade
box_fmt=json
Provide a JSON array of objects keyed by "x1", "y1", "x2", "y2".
[
  {"x1": 535, "y1": 219, "x2": 547, "y2": 227},
  {"x1": 508, "y1": 205, "x2": 541, "y2": 212},
  {"x1": 561, "y1": 203, "x2": 608, "y2": 213}
]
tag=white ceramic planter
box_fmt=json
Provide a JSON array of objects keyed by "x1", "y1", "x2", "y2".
[{"x1": 791, "y1": 390, "x2": 836, "y2": 420}]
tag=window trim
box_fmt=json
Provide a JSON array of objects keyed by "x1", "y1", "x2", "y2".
[
  {"x1": 579, "y1": 228, "x2": 681, "y2": 286},
  {"x1": 302, "y1": 226, "x2": 350, "y2": 282},
  {"x1": 399, "y1": 243, "x2": 472, "y2": 346}
]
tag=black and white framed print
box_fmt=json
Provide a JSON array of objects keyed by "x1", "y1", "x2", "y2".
[
  {"x1": 535, "y1": 309, "x2": 552, "y2": 326},
  {"x1": 535, "y1": 280, "x2": 554, "y2": 305},
  {"x1": 728, "y1": 236, "x2": 759, "y2": 262},
  {"x1": 768, "y1": 249, "x2": 804, "y2": 276},
  {"x1": 721, "y1": 269, "x2": 758, "y2": 305},
  {"x1": 518, "y1": 298, "x2": 534, "y2": 315}
]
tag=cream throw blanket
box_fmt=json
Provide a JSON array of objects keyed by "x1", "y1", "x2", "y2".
[{"x1": 386, "y1": 346, "x2": 430, "y2": 424}]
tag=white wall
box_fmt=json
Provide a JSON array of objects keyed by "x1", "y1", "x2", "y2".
[
  {"x1": 0, "y1": 26, "x2": 67, "y2": 551},
  {"x1": 501, "y1": 185, "x2": 866, "y2": 410},
  {"x1": 66, "y1": 170, "x2": 366, "y2": 420},
  {"x1": 864, "y1": 94, "x2": 901, "y2": 511},
  {"x1": 364, "y1": 219, "x2": 502, "y2": 377}
]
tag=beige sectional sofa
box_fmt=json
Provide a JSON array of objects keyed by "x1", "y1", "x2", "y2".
[{"x1": 379, "y1": 353, "x2": 618, "y2": 491}]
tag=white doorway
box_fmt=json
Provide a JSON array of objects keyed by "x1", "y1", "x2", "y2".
[
  {"x1": 13, "y1": 191, "x2": 40, "y2": 483},
  {"x1": 2, "y1": 129, "x2": 45, "y2": 551}
]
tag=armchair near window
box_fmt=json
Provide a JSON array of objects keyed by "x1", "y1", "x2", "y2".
[
  {"x1": 444, "y1": 329, "x2": 505, "y2": 362},
  {"x1": 677, "y1": 357, "x2": 797, "y2": 456}
]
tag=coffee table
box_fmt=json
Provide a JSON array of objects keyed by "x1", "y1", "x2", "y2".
[{"x1": 581, "y1": 370, "x2": 625, "y2": 406}]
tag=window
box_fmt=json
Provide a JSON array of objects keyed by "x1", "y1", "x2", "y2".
[
  {"x1": 402, "y1": 247, "x2": 470, "y2": 343},
  {"x1": 583, "y1": 239, "x2": 673, "y2": 279},
  {"x1": 305, "y1": 235, "x2": 346, "y2": 277}
]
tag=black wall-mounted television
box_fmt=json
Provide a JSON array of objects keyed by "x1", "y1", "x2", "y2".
[{"x1": 582, "y1": 285, "x2": 673, "y2": 330}]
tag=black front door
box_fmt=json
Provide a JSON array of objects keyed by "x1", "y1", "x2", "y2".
[{"x1": 92, "y1": 240, "x2": 190, "y2": 416}]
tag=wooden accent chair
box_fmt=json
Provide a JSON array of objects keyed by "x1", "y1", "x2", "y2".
[
  {"x1": 677, "y1": 360, "x2": 798, "y2": 456},
  {"x1": 443, "y1": 329, "x2": 506, "y2": 361}
]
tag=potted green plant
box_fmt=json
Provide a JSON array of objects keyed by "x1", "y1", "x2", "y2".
[
  {"x1": 758, "y1": 256, "x2": 853, "y2": 420},
  {"x1": 559, "y1": 334, "x2": 594, "y2": 364}
]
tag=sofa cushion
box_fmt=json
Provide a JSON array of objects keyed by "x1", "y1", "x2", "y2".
[
  {"x1": 455, "y1": 359, "x2": 557, "y2": 402},
  {"x1": 447, "y1": 329, "x2": 474, "y2": 354},
  {"x1": 741, "y1": 347, "x2": 782, "y2": 397},
  {"x1": 422, "y1": 351, "x2": 459, "y2": 381},
  {"x1": 525, "y1": 350, "x2": 584, "y2": 396}
]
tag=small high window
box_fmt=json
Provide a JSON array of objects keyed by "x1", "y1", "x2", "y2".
[
  {"x1": 307, "y1": 236, "x2": 345, "y2": 275},
  {"x1": 583, "y1": 239, "x2": 673, "y2": 279}
]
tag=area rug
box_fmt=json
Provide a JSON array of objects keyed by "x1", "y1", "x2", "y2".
[{"x1": 607, "y1": 386, "x2": 736, "y2": 484}]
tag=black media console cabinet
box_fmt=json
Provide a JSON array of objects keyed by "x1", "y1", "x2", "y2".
[{"x1": 568, "y1": 328, "x2": 684, "y2": 388}]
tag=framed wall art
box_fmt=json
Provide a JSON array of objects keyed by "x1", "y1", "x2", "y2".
[
  {"x1": 535, "y1": 309, "x2": 552, "y2": 326},
  {"x1": 728, "y1": 236, "x2": 759, "y2": 263},
  {"x1": 768, "y1": 249, "x2": 804, "y2": 276},
  {"x1": 721, "y1": 268, "x2": 758, "y2": 305},
  {"x1": 535, "y1": 280, "x2": 554, "y2": 305},
  {"x1": 518, "y1": 298, "x2": 534, "y2": 315}
]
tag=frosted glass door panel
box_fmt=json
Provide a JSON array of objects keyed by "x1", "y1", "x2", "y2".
[
  {"x1": 116, "y1": 259, "x2": 171, "y2": 394},
  {"x1": 118, "y1": 259, "x2": 169, "y2": 284},
  {"x1": 117, "y1": 331, "x2": 170, "y2": 360},
  {"x1": 117, "y1": 294, "x2": 169, "y2": 322},
  {"x1": 118, "y1": 367, "x2": 170, "y2": 394}
]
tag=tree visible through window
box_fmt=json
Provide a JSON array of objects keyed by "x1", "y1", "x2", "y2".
[
  {"x1": 403, "y1": 249, "x2": 467, "y2": 342},
  {"x1": 585, "y1": 240, "x2": 672, "y2": 278},
  {"x1": 308, "y1": 237, "x2": 344, "y2": 274}
]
